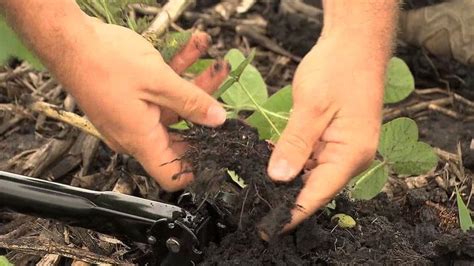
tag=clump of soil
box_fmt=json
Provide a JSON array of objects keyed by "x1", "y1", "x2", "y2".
[
  {"x1": 175, "y1": 119, "x2": 474, "y2": 265},
  {"x1": 203, "y1": 191, "x2": 474, "y2": 265},
  {"x1": 176, "y1": 119, "x2": 303, "y2": 238}
]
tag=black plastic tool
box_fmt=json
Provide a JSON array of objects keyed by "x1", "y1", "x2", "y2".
[{"x1": 0, "y1": 170, "x2": 223, "y2": 265}]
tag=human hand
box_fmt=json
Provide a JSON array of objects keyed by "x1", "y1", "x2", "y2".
[
  {"x1": 55, "y1": 18, "x2": 229, "y2": 191},
  {"x1": 267, "y1": 34, "x2": 387, "y2": 229}
]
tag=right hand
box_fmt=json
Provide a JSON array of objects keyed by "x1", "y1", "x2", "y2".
[
  {"x1": 54, "y1": 18, "x2": 229, "y2": 191},
  {"x1": 267, "y1": 33, "x2": 386, "y2": 230}
]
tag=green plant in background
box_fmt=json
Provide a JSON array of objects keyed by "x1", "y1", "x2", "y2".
[
  {"x1": 0, "y1": 256, "x2": 13, "y2": 266},
  {"x1": 0, "y1": 0, "x2": 156, "y2": 69},
  {"x1": 349, "y1": 58, "x2": 437, "y2": 200},
  {"x1": 0, "y1": 16, "x2": 43, "y2": 69},
  {"x1": 383, "y1": 57, "x2": 415, "y2": 104},
  {"x1": 456, "y1": 189, "x2": 474, "y2": 232},
  {"x1": 349, "y1": 117, "x2": 438, "y2": 199},
  {"x1": 77, "y1": 0, "x2": 155, "y2": 32}
]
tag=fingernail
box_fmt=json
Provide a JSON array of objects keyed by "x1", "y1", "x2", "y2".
[
  {"x1": 207, "y1": 105, "x2": 227, "y2": 125},
  {"x1": 269, "y1": 159, "x2": 293, "y2": 181}
]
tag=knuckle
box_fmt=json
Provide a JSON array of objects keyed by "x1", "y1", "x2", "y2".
[
  {"x1": 282, "y1": 133, "x2": 311, "y2": 155},
  {"x1": 181, "y1": 95, "x2": 204, "y2": 117},
  {"x1": 308, "y1": 101, "x2": 331, "y2": 115}
]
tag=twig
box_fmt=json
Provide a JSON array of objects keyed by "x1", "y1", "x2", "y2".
[
  {"x1": 0, "y1": 64, "x2": 32, "y2": 83},
  {"x1": 416, "y1": 87, "x2": 474, "y2": 110},
  {"x1": 428, "y1": 104, "x2": 462, "y2": 119},
  {"x1": 435, "y1": 148, "x2": 460, "y2": 163},
  {"x1": 26, "y1": 101, "x2": 103, "y2": 141},
  {"x1": 453, "y1": 93, "x2": 474, "y2": 109},
  {"x1": 239, "y1": 187, "x2": 251, "y2": 230},
  {"x1": 235, "y1": 25, "x2": 301, "y2": 62},
  {"x1": 0, "y1": 239, "x2": 122, "y2": 264},
  {"x1": 36, "y1": 254, "x2": 61, "y2": 266},
  {"x1": 254, "y1": 184, "x2": 272, "y2": 209},
  {"x1": 0, "y1": 103, "x2": 18, "y2": 113},
  {"x1": 280, "y1": 0, "x2": 323, "y2": 21},
  {"x1": 141, "y1": 0, "x2": 194, "y2": 42},
  {"x1": 383, "y1": 97, "x2": 451, "y2": 121},
  {"x1": 415, "y1": 87, "x2": 447, "y2": 96},
  {"x1": 129, "y1": 3, "x2": 160, "y2": 15}
]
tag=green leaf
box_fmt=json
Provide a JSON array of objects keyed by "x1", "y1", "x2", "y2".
[
  {"x1": 186, "y1": 59, "x2": 214, "y2": 75},
  {"x1": 169, "y1": 120, "x2": 189, "y2": 130},
  {"x1": 384, "y1": 57, "x2": 415, "y2": 104},
  {"x1": 379, "y1": 117, "x2": 419, "y2": 157},
  {"x1": 246, "y1": 85, "x2": 292, "y2": 140},
  {"x1": 350, "y1": 160, "x2": 388, "y2": 200},
  {"x1": 0, "y1": 16, "x2": 43, "y2": 69},
  {"x1": 227, "y1": 170, "x2": 246, "y2": 188},
  {"x1": 378, "y1": 117, "x2": 438, "y2": 175},
  {"x1": 331, "y1": 213, "x2": 356, "y2": 228},
  {"x1": 0, "y1": 256, "x2": 13, "y2": 266},
  {"x1": 387, "y1": 142, "x2": 438, "y2": 175},
  {"x1": 220, "y1": 49, "x2": 268, "y2": 109},
  {"x1": 156, "y1": 31, "x2": 192, "y2": 63},
  {"x1": 456, "y1": 190, "x2": 473, "y2": 232}
]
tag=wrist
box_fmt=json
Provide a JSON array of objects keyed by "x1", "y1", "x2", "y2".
[
  {"x1": 2, "y1": 1, "x2": 93, "y2": 71},
  {"x1": 313, "y1": 34, "x2": 390, "y2": 77},
  {"x1": 320, "y1": 0, "x2": 399, "y2": 65}
]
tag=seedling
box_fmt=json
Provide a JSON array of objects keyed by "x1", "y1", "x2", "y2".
[
  {"x1": 331, "y1": 213, "x2": 356, "y2": 229},
  {"x1": 456, "y1": 189, "x2": 474, "y2": 232},
  {"x1": 349, "y1": 117, "x2": 438, "y2": 199},
  {"x1": 349, "y1": 58, "x2": 437, "y2": 200}
]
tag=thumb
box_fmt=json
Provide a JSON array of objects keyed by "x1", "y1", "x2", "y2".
[
  {"x1": 145, "y1": 65, "x2": 226, "y2": 127},
  {"x1": 268, "y1": 106, "x2": 333, "y2": 182}
]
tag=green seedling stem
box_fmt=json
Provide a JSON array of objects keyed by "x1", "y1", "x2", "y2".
[
  {"x1": 221, "y1": 104, "x2": 289, "y2": 120},
  {"x1": 213, "y1": 49, "x2": 256, "y2": 99},
  {"x1": 237, "y1": 80, "x2": 281, "y2": 137}
]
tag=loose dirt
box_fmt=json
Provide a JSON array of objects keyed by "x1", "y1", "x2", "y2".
[{"x1": 175, "y1": 119, "x2": 474, "y2": 265}]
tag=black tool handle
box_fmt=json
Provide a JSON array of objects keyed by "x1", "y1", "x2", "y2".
[
  {"x1": 0, "y1": 171, "x2": 182, "y2": 243},
  {"x1": 0, "y1": 171, "x2": 207, "y2": 265}
]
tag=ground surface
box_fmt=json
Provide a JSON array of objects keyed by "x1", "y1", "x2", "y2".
[{"x1": 1, "y1": 0, "x2": 473, "y2": 265}]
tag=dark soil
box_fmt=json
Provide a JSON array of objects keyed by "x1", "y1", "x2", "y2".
[
  {"x1": 204, "y1": 193, "x2": 474, "y2": 265},
  {"x1": 172, "y1": 119, "x2": 474, "y2": 265},
  {"x1": 176, "y1": 119, "x2": 303, "y2": 238}
]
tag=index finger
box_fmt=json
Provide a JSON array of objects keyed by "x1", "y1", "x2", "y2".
[{"x1": 282, "y1": 147, "x2": 360, "y2": 231}]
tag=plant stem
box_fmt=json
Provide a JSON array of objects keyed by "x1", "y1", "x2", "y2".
[
  {"x1": 100, "y1": 0, "x2": 115, "y2": 24},
  {"x1": 222, "y1": 103, "x2": 289, "y2": 121},
  {"x1": 237, "y1": 81, "x2": 281, "y2": 137}
]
